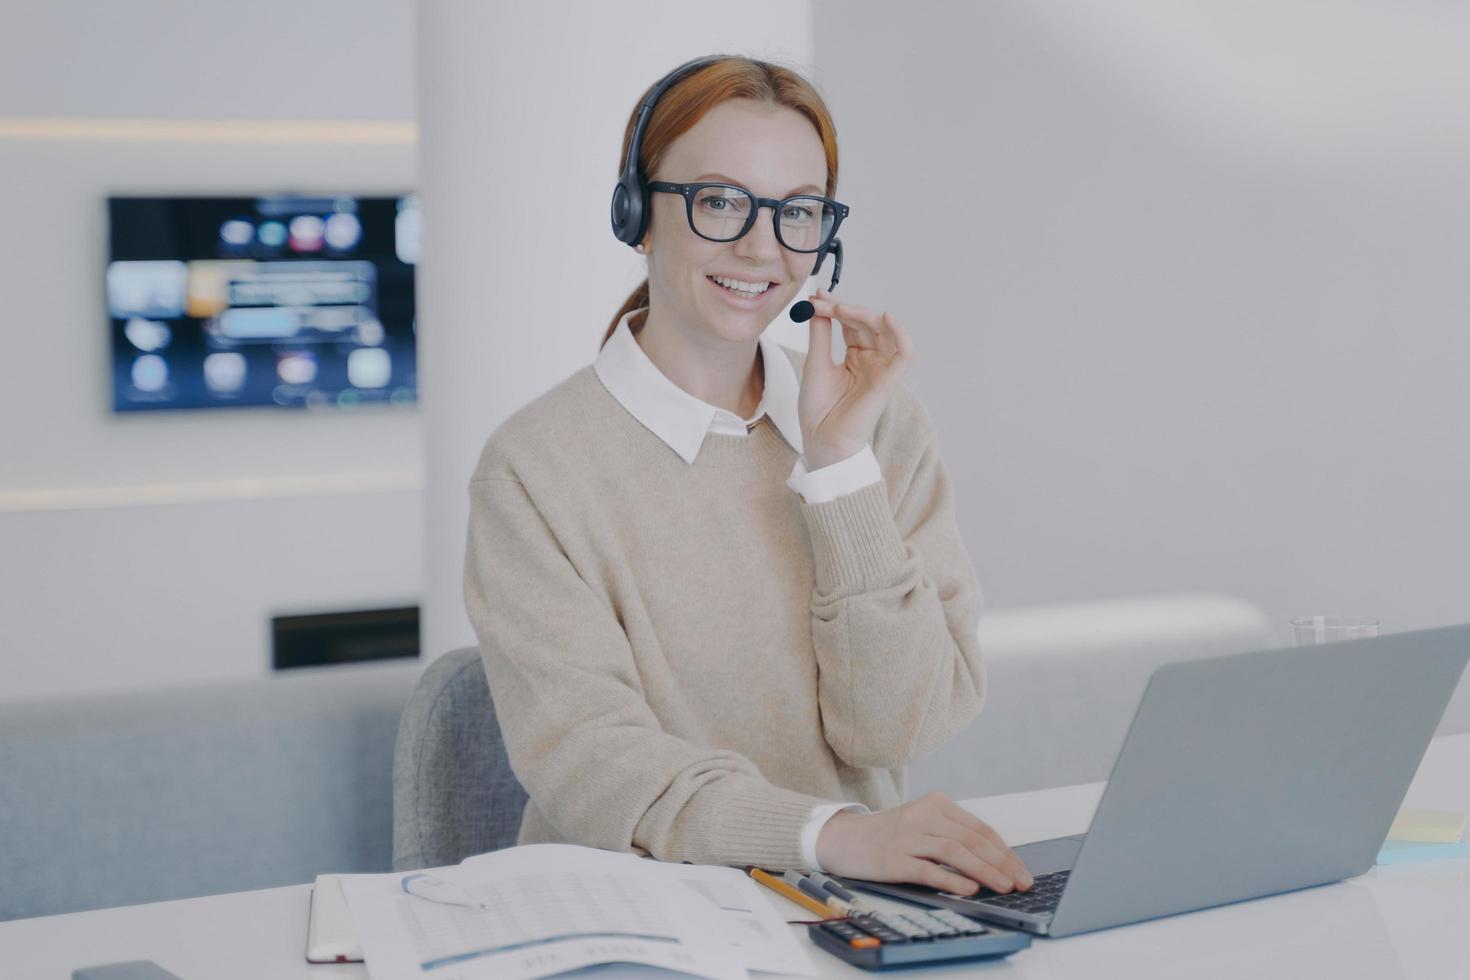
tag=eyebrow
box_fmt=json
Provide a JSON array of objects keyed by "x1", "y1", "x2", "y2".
[{"x1": 693, "y1": 172, "x2": 824, "y2": 196}]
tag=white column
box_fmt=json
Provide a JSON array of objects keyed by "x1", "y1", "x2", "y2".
[{"x1": 416, "y1": 0, "x2": 814, "y2": 660}]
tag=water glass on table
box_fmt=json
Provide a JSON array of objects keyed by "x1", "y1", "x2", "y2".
[{"x1": 1290, "y1": 614, "x2": 1379, "y2": 646}]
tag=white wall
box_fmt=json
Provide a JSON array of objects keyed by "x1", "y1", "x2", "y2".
[
  {"x1": 9, "y1": 0, "x2": 1466, "y2": 701},
  {"x1": 416, "y1": 0, "x2": 816, "y2": 659},
  {"x1": 810, "y1": 0, "x2": 1470, "y2": 638},
  {"x1": 0, "y1": 0, "x2": 415, "y2": 120},
  {"x1": 0, "y1": 0, "x2": 423, "y2": 702}
]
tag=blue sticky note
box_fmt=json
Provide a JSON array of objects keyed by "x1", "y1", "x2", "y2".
[{"x1": 1376, "y1": 839, "x2": 1468, "y2": 865}]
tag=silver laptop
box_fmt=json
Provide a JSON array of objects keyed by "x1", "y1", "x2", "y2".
[{"x1": 837, "y1": 624, "x2": 1470, "y2": 938}]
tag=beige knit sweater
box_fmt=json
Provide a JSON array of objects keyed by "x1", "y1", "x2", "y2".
[{"x1": 463, "y1": 345, "x2": 986, "y2": 871}]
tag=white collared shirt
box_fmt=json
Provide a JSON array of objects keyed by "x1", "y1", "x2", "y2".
[
  {"x1": 593, "y1": 307, "x2": 876, "y2": 867},
  {"x1": 594, "y1": 308, "x2": 882, "y2": 503}
]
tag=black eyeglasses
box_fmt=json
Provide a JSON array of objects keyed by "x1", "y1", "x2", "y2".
[{"x1": 646, "y1": 180, "x2": 849, "y2": 254}]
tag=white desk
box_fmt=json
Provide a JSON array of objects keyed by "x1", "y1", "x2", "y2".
[{"x1": 5, "y1": 733, "x2": 1467, "y2": 980}]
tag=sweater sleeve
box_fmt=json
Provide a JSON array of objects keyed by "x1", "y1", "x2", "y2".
[
  {"x1": 464, "y1": 474, "x2": 833, "y2": 871},
  {"x1": 799, "y1": 422, "x2": 987, "y2": 770}
]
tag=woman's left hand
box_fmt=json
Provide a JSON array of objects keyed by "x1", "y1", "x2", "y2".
[{"x1": 797, "y1": 288, "x2": 915, "y2": 470}]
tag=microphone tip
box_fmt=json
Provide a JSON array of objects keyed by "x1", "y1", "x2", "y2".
[{"x1": 789, "y1": 300, "x2": 815, "y2": 323}]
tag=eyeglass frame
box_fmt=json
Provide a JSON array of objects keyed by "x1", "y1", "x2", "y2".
[{"x1": 645, "y1": 180, "x2": 850, "y2": 254}]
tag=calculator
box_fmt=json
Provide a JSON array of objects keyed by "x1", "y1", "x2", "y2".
[{"x1": 807, "y1": 907, "x2": 1031, "y2": 969}]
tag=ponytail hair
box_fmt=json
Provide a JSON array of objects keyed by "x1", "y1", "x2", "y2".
[
  {"x1": 600, "y1": 55, "x2": 840, "y2": 350},
  {"x1": 608, "y1": 279, "x2": 651, "y2": 340}
]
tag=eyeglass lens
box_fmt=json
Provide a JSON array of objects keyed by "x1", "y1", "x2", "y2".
[{"x1": 690, "y1": 186, "x2": 835, "y2": 251}]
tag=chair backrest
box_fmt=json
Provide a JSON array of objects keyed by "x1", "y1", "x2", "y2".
[{"x1": 392, "y1": 647, "x2": 529, "y2": 871}]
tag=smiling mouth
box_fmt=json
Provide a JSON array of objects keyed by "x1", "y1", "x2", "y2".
[{"x1": 706, "y1": 275, "x2": 775, "y2": 298}]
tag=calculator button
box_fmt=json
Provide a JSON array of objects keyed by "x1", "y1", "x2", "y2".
[
  {"x1": 931, "y1": 909, "x2": 984, "y2": 931},
  {"x1": 851, "y1": 915, "x2": 911, "y2": 944},
  {"x1": 877, "y1": 914, "x2": 928, "y2": 938},
  {"x1": 894, "y1": 916, "x2": 935, "y2": 938},
  {"x1": 913, "y1": 916, "x2": 957, "y2": 937},
  {"x1": 850, "y1": 936, "x2": 880, "y2": 949}
]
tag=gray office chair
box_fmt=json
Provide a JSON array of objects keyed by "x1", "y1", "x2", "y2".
[{"x1": 391, "y1": 647, "x2": 529, "y2": 871}]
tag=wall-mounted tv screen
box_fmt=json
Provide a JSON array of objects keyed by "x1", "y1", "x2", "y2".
[{"x1": 106, "y1": 194, "x2": 418, "y2": 412}]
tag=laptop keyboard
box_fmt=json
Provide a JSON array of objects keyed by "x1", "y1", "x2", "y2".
[{"x1": 949, "y1": 870, "x2": 1070, "y2": 917}]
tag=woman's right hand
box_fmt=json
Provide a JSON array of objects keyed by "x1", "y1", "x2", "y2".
[{"x1": 814, "y1": 791, "x2": 1034, "y2": 895}]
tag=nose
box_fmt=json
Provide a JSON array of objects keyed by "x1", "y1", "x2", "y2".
[{"x1": 731, "y1": 204, "x2": 783, "y2": 264}]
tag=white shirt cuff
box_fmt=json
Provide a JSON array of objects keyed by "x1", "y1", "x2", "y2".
[
  {"x1": 785, "y1": 444, "x2": 883, "y2": 504},
  {"x1": 800, "y1": 802, "x2": 871, "y2": 871}
]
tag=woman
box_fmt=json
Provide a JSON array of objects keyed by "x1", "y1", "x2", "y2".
[{"x1": 464, "y1": 54, "x2": 1033, "y2": 898}]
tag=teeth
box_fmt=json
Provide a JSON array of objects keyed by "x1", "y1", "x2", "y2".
[{"x1": 711, "y1": 275, "x2": 770, "y2": 295}]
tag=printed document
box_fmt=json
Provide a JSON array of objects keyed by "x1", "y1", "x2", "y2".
[{"x1": 340, "y1": 843, "x2": 816, "y2": 980}]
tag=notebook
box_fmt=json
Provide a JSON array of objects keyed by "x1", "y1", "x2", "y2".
[{"x1": 1386, "y1": 807, "x2": 1466, "y2": 844}]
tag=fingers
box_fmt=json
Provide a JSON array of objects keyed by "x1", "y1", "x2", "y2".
[
  {"x1": 810, "y1": 290, "x2": 908, "y2": 361},
  {"x1": 934, "y1": 817, "x2": 1032, "y2": 892},
  {"x1": 938, "y1": 800, "x2": 1033, "y2": 888},
  {"x1": 914, "y1": 832, "x2": 1019, "y2": 895},
  {"x1": 818, "y1": 795, "x2": 1032, "y2": 901},
  {"x1": 804, "y1": 293, "x2": 869, "y2": 349},
  {"x1": 838, "y1": 307, "x2": 880, "y2": 354},
  {"x1": 827, "y1": 293, "x2": 880, "y2": 353},
  {"x1": 804, "y1": 304, "x2": 833, "y2": 373},
  {"x1": 884, "y1": 311, "x2": 914, "y2": 362},
  {"x1": 898, "y1": 856, "x2": 989, "y2": 898}
]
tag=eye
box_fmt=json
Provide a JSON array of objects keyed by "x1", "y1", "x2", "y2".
[
  {"x1": 782, "y1": 204, "x2": 815, "y2": 221},
  {"x1": 695, "y1": 188, "x2": 750, "y2": 214}
]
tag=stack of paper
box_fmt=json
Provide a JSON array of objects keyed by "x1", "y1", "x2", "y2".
[
  {"x1": 1376, "y1": 807, "x2": 1467, "y2": 865},
  {"x1": 339, "y1": 843, "x2": 817, "y2": 980}
]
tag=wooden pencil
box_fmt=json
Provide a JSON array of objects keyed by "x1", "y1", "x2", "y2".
[{"x1": 748, "y1": 867, "x2": 841, "y2": 919}]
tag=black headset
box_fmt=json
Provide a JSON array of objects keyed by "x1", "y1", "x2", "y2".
[{"x1": 609, "y1": 54, "x2": 842, "y2": 292}]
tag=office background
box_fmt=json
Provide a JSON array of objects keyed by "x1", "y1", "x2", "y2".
[{"x1": 2, "y1": 0, "x2": 1468, "y2": 705}]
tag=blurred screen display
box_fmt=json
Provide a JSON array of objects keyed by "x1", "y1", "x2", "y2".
[{"x1": 106, "y1": 194, "x2": 418, "y2": 412}]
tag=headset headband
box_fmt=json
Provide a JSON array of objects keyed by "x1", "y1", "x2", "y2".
[{"x1": 609, "y1": 55, "x2": 725, "y2": 247}]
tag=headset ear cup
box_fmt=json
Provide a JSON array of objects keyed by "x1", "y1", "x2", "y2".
[
  {"x1": 626, "y1": 180, "x2": 649, "y2": 248},
  {"x1": 610, "y1": 180, "x2": 633, "y2": 243},
  {"x1": 611, "y1": 183, "x2": 629, "y2": 235},
  {"x1": 611, "y1": 176, "x2": 649, "y2": 247}
]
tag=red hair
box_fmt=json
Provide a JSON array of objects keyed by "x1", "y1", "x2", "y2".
[{"x1": 601, "y1": 56, "x2": 840, "y2": 349}]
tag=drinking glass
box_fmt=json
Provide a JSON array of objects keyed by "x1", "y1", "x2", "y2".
[{"x1": 1290, "y1": 614, "x2": 1380, "y2": 646}]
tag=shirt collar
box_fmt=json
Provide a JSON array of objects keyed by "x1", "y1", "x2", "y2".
[{"x1": 594, "y1": 307, "x2": 805, "y2": 464}]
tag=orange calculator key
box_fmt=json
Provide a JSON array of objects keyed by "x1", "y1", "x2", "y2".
[{"x1": 850, "y1": 937, "x2": 881, "y2": 949}]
